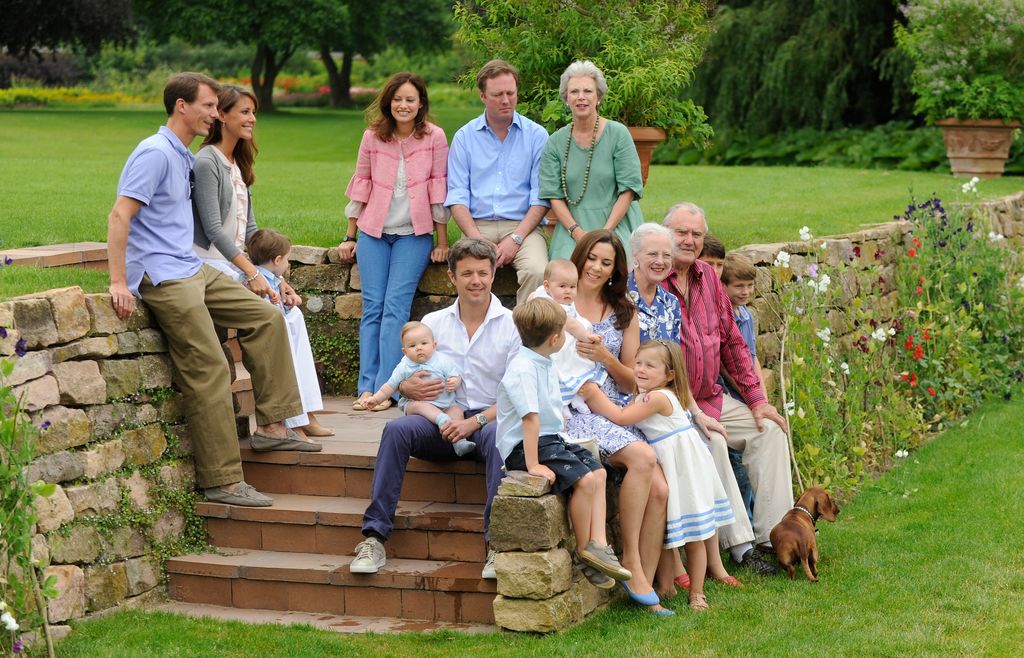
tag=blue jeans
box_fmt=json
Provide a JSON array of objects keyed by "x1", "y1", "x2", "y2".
[{"x1": 356, "y1": 231, "x2": 433, "y2": 395}]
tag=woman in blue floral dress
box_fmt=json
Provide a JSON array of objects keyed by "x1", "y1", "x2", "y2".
[
  {"x1": 566, "y1": 230, "x2": 672, "y2": 612},
  {"x1": 626, "y1": 223, "x2": 681, "y2": 343}
]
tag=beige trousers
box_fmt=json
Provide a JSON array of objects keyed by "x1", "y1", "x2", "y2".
[
  {"x1": 474, "y1": 219, "x2": 547, "y2": 306},
  {"x1": 140, "y1": 265, "x2": 303, "y2": 488},
  {"x1": 707, "y1": 394, "x2": 794, "y2": 548}
]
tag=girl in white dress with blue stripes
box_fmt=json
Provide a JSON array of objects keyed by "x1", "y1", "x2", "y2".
[{"x1": 580, "y1": 339, "x2": 739, "y2": 611}]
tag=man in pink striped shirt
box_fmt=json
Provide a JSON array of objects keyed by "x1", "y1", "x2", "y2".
[{"x1": 661, "y1": 202, "x2": 793, "y2": 576}]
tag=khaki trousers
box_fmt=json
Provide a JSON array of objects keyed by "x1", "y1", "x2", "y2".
[
  {"x1": 707, "y1": 394, "x2": 794, "y2": 548},
  {"x1": 474, "y1": 219, "x2": 547, "y2": 306},
  {"x1": 140, "y1": 266, "x2": 303, "y2": 488}
]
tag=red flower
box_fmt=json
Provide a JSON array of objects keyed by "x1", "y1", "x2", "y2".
[
  {"x1": 927, "y1": 387, "x2": 936, "y2": 396},
  {"x1": 916, "y1": 285, "x2": 923, "y2": 295},
  {"x1": 913, "y1": 345, "x2": 924, "y2": 360},
  {"x1": 907, "y1": 248, "x2": 917, "y2": 257},
  {"x1": 923, "y1": 328, "x2": 932, "y2": 341},
  {"x1": 918, "y1": 277, "x2": 925, "y2": 284},
  {"x1": 905, "y1": 336, "x2": 915, "y2": 350},
  {"x1": 912, "y1": 236, "x2": 922, "y2": 249}
]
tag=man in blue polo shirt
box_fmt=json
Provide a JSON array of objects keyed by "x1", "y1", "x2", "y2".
[
  {"x1": 106, "y1": 72, "x2": 311, "y2": 508},
  {"x1": 446, "y1": 59, "x2": 550, "y2": 306}
]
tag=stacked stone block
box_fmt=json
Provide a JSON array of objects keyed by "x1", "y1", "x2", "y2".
[
  {"x1": 488, "y1": 471, "x2": 612, "y2": 633},
  {"x1": 1, "y1": 287, "x2": 199, "y2": 632}
]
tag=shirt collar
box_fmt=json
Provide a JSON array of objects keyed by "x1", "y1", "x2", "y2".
[
  {"x1": 517, "y1": 344, "x2": 552, "y2": 365},
  {"x1": 443, "y1": 293, "x2": 506, "y2": 324},
  {"x1": 256, "y1": 265, "x2": 281, "y2": 287},
  {"x1": 472, "y1": 111, "x2": 523, "y2": 134},
  {"x1": 158, "y1": 126, "x2": 195, "y2": 164}
]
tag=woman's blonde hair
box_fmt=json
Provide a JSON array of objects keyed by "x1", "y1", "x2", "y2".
[{"x1": 635, "y1": 339, "x2": 693, "y2": 407}]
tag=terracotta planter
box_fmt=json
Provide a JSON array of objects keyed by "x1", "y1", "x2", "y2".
[
  {"x1": 936, "y1": 118, "x2": 1021, "y2": 179},
  {"x1": 627, "y1": 126, "x2": 667, "y2": 186}
]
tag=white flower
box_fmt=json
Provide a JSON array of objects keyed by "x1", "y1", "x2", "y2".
[
  {"x1": 799, "y1": 226, "x2": 813, "y2": 241},
  {"x1": 1, "y1": 610, "x2": 18, "y2": 632},
  {"x1": 895, "y1": 449, "x2": 909, "y2": 459},
  {"x1": 773, "y1": 251, "x2": 791, "y2": 268},
  {"x1": 783, "y1": 400, "x2": 795, "y2": 416},
  {"x1": 806, "y1": 273, "x2": 830, "y2": 294},
  {"x1": 871, "y1": 327, "x2": 888, "y2": 342},
  {"x1": 816, "y1": 327, "x2": 832, "y2": 343},
  {"x1": 888, "y1": 327, "x2": 896, "y2": 336},
  {"x1": 840, "y1": 362, "x2": 850, "y2": 375},
  {"x1": 988, "y1": 231, "x2": 1005, "y2": 242},
  {"x1": 820, "y1": 241, "x2": 828, "y2": 250},
  {"x1": 1019, "y1": 274, "x2": 1024, "y2": 291},
  {"x1": 961, "y1": 176, "x2": 980, "y2": 194}
]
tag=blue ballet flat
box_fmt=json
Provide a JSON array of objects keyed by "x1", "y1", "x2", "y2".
[{"x1": 619, "y1": 581, "x2": 660, "y2": 607}]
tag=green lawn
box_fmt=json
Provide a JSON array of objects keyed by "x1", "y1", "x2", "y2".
[
  {"x1": 51, "y1": 390, "x2": 1024, "y2": 657},
  {"x1": 2, "y1": 108, "x2": 1022, "y2": 256}
]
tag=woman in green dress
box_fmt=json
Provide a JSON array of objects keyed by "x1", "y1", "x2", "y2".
[{"x1": 542, "y1": 60, "x2": 645, "y2": 261}]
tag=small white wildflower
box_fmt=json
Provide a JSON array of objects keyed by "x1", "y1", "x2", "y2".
[
  {"x1": 871, "y1": 327, "x2": 888, "y2": 342},
  {"x1": 988, "y1": 231, "x2": 1005, "y2": 242},
  {"x1": 820, "y1": 241, "x2": 828, "y2": 250},
  {"x1": 816, "y1": 327, "x2": 832, "y2": 343},
  {"x1": 783, "y1": 400, "x2": 795, "y2": 416},
  {"x1": 799, "y1": 226, "x2": 812, "y2": 241},
  {"x1": 817, "y1": 273, "x2": 831, "y2": 292},
  {"x1": 888, "y1": 327, "x2": 896, "y2": 336},
  {"x1": 1, "y1": 610, "x2": 18, "y2": 632},
  {"x1": 797, "y1": 407, "x2": 806, "y2": 419},
  {"x1": 794, "y1": 306, "x2": 804, "y2": 316},
  {"x1": 961, "y1": 176, "x2": 980, "y2": 194},
  {"x1": 773, "y1": 250, "x2": 791, "y2": 268},
  {"x1": 840, "y1": 362, "x2": 850, "y2": 376},
  {"x1": 895, "y1": 449, "x2": 909, "y2": 459}
]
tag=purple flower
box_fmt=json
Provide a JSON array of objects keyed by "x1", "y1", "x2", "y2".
[
  {"x1": 0, "y1": 327, "x2": 6, "y2": 339},
  {"x1": 808, "y1": 263, "x2": 819, "y2": 278},
  {"x1": 2, "y1": 256, "x2": 12, "y2": 266},
  {"x1": 41, "y1": 420, "x2": 52, "y2": 431},
  {"x1": 12, "y1": 637, "x2": 23, "y2": 653},
  {"x1": 14, "y1": 337, "x2": 27, "y2": 357}
]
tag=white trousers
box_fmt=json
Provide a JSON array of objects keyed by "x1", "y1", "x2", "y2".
[
  {"x1": 706, "y1": 394, "x2": 794, "y2": 548},
  {"x1": 282, "y1": 305, "x2": 323, "y2": 428}
]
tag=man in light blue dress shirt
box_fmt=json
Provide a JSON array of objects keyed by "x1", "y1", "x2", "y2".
[
  {"x1": 106, "y1": 72, "x2": 308, "y2": 508},
  {"x1": 446, "y1": 59, "x2": 550, "y2": 305}
]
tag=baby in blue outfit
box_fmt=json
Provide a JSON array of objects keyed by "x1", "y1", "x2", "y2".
[{"x1": 365, "y1": 321, "x2": 474, "y2": 456}]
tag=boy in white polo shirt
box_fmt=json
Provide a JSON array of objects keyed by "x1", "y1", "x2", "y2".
[{"x1": 497, "y1": 297, "x2": 630, "y2": 588}]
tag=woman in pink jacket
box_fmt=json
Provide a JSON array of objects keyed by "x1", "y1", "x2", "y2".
[{"x1": 338, "y1": 72, "x2": 450, "y2": 411}]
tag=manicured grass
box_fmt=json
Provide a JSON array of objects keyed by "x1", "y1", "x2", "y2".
[
  {"x1": 52, "y1": 389, "x2": 1024, "y2": 656},
  {"x1": 0, "y1": 264, "x2": 109, "y2": 299},
  {"x1": 2, "y1": 108, "x2": 1022, "y2": 255}
]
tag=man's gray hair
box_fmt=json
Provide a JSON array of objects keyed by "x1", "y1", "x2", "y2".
[
  {"x1": 447, "y1": 237, "x2": 496, "y2": 272},
  {"x1": 628, "y1": 222, "x2": 674, "y2": 261},
  {"x1": 662, "y1": 202, "x2": 709, "y2": 233},
  {"x1": 559, "y1": 60, "x2": 608, "y2": 103}
]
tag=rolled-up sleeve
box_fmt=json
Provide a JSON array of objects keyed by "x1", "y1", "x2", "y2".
[{"x1": 427, "y1": 127, "x2": 449, "y2": 205}]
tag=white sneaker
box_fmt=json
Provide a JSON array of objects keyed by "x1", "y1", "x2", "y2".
[
  {"x1": 481, "y1": 548, "x2": 497, "y2": 579},
  {"x1": 350, "y1": 537, "x2": 386, "y2": 574}
]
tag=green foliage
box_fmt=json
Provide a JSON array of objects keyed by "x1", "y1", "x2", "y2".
[
  {"x1": 654, "y1": 121, "x2": 1024, "y2": 173},
  {"x1": 892, "y1": 194, "x2": 1024, "y2": 424},
  {"x1": 0, "y1": 86, "x2": 141, "y2": 109},
  {"x1": 895, "y1": 0, "x2": 1024, "y2": 122},
  {"x1": 454, "y1": 0, "x2": 714, "y2": 143},
  {"x1": 0, "y1": 357, "x2": 55, "y2": 653},
  {"x1": 775, "y1": 234, "x2": 927, "y2": 492},
  {"x1": 304, "y1": 311, "x2": 359, "y2": 395},
  {"x1": 0, "y1": 0, "x2": 134, "y2": 62},
  {"x1": 777, "y1": 193, "x2": 1024, "y2": 493},
  {"x1": 689, "y1": 0, "x2": 915, "y2": 137}
]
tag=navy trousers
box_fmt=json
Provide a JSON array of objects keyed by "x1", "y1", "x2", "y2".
[{"x1": 361, "y1": 411, "x2": 502, "y2": 542}]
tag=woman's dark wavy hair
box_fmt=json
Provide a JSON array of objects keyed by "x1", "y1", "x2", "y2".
[
  {"x1": 570, "y1": 229, "x2": 635, "y2": 331},
  {"x1": 368, "y1": 71, "x2": 431, "y2": 142},
  {"x1": 202, "y1": 85, "x2": 259, "y2": 186}
]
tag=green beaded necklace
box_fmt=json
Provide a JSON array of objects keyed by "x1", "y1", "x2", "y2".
[{"x1": 560, "y1": 117, "x2": 600, "y2": 207}]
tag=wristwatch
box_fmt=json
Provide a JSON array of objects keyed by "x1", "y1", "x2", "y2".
[
  {"x1": 474, "y1": 414, "x2": 488, "y2": 428},
  {"x1": 510, "y1": 233, "x2": 524, "y2": 246}
]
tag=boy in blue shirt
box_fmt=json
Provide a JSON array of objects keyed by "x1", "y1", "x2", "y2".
[{"x1": 497, "y1": 298, "x2": 630, "y2": 588}]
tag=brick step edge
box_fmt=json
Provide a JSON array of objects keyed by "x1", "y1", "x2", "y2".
[{"x1": 239, "y1": 460, "x2": 488, "y2": 504}]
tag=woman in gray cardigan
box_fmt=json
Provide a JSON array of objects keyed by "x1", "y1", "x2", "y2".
[{"x1": 192, "y1": 85, "x2": 332, "y2": 439}]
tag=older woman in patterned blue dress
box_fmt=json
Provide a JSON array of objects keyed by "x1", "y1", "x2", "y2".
[
  {"x1": 627, "y1": 223, "x2": 681, "y2": 343},
  {"x1": 566, "y1": 230, "x2": 671, "y2": 611}
]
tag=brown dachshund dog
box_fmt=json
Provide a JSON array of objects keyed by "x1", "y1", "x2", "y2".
[{"x1": 769, "y1": 487, "x2": 840, "y2": 582}]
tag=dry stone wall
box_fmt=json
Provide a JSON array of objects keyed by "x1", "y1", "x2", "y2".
[{"x1": 2, "y1": 287, "x2": 207, "y2": 634}]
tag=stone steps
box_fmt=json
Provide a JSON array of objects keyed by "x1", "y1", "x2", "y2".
[
  {"x1": 166, "y1": 549, "x2": 496, "y2": 624},
  {"x1": 199, "y1": 494, "x2": 486, "y2": 562},
  {"x1": 167, "y1": 398, "x2": 497, "y2": 629}
]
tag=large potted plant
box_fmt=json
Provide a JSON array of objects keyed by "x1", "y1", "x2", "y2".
[
  {"x1": 895, "y1": 0, "x2": 1024, "y2": 178},
  {"x1": 453, "y1": 0, "x2": 714, "y2": 184}
]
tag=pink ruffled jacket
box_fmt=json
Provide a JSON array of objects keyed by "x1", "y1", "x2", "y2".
[{"x1": 344, "y1": 123, "x2": 449, "y2": 238}]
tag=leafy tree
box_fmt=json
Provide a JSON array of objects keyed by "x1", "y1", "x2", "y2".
[
  {"x1": 689, "y1": 0, "x2": 915, "y2": 136},
  {"x1": 454, "y1": 0, "x2": 713, "y2": 144},
  {"x1": 315, "y1": 0, "x2": 453, "y2": 107},
  {"x1": 0, "y1": 0, "x2": 134, "y2": 59}
]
